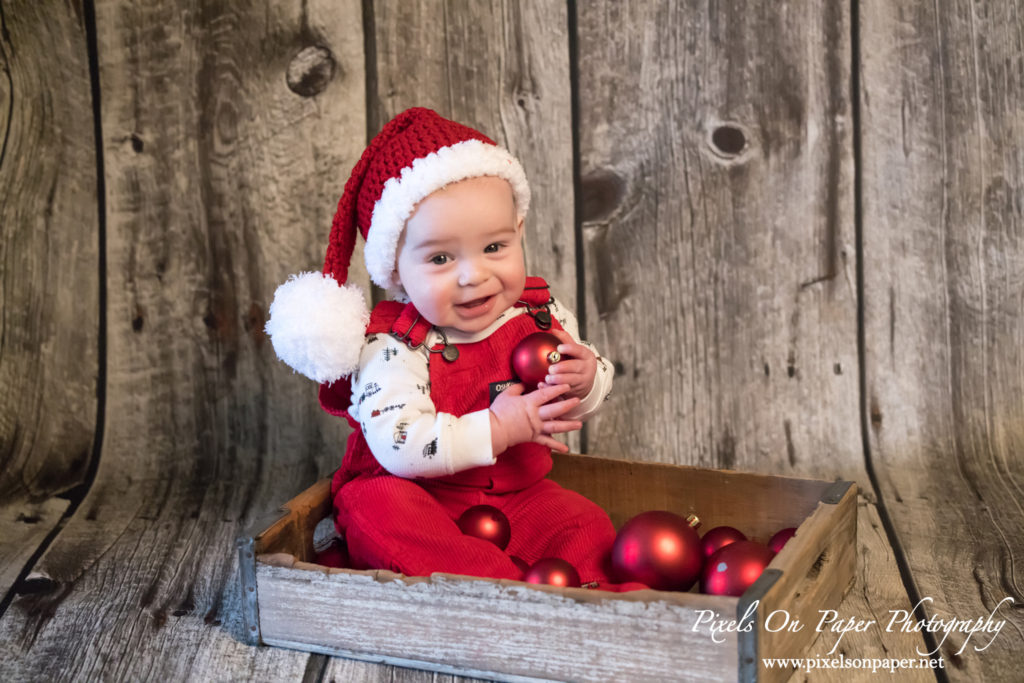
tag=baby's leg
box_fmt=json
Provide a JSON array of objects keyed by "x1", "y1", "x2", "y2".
[
  {"x1": 335, "y1": 474, "x2": 522, "y2": 580},
  {"x1": 500, "y1": 479, "x2": 618, "y2": 584}
]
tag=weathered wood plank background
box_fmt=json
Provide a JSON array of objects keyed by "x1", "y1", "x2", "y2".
[
  {"x1": 1, "y1": 0, "x2": 1020, "y2": 681},
  {"x1": 577, "y1": 1, "x2": 860, "y2": 481},
  {"x1": 0, "y1": 0, "x2": 97, "y2": 602},
  {"x1": 860, "y1": 0, "x2": 1024, "y2": 678}
]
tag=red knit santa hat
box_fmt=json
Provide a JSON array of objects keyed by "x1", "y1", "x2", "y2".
[{"x1": 265, "y1": 107, "x2": 531, "y2": 384}]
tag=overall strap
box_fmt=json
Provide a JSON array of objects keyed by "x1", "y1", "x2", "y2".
[
  {"x1": 519, "y1": 276, "x2": 551, "y2": 308},
  {"x1": 389, "y1": 303, "x2": 433, "y2": 348},
  {"x1": 321, "y1": 300, "x2": 425, "y2": 418},
  {"x1": 365, "y1": 300, "x2": 432, "y2": 347}
]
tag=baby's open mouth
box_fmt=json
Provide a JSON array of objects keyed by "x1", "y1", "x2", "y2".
[{"x1": 458, "y1": 295, "x2": 492, "y2": 309}]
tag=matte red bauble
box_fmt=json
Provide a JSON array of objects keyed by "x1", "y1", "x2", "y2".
[
  {"x1": 457, "y1": 505, "x2": 511, "y2": 550},
  {"x1": 523, "y1": 558, "x2": 581, "y2": 588},
  {"x1": 700, "y1": 526, "x2": 747, "y2": 558},
  {"x1": 768, "y1": 527, "x2": 797, "y2": 553},
  {"x1": 314, "y1": 539, "x2": 349, "y2": 568},
  {"x1": 701, "y1": 541, "x2": 775, "y2": 596},
  {"x1": 511, "y1": 332, "x2": 564, "y2": 390},
  {"x1": 610, "y1": 511, "x2": 703, "y2": 591}
]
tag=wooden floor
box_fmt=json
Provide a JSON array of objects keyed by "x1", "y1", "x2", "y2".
[{"x1": 2, "y1": 0, "x2": 1021, "y2": 680}]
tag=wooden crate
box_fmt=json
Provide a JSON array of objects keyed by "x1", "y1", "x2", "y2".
[{"x1": 237, "y1": 454, "x2": 856, "y2": 682}]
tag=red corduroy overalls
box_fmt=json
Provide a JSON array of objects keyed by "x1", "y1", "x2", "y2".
[{"x1": 319, "y1": 278, "x2": 617, "y2": 582}]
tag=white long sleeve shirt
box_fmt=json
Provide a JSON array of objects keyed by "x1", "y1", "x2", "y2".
[{"x1": 348, "y1": 298, "x2": 613, "y2": 479}]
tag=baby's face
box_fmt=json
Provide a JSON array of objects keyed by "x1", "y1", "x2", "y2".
[{"x1": 394, "y1": 176, "x2": 526, "y2": 334}]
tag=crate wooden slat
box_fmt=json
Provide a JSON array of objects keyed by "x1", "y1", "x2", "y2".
[
  {"x1": 256, "y1": 558, "x2": 737, "y2": 682},
  {"x1": 239, "y1": 454, "x2": 856, "y2": 682}
]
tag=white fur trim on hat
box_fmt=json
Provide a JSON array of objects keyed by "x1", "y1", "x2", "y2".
[
  {"x1": 363, "y1": 139, "x2": 531, "y2": 291},
  {"x1": 265, "y1": 271, "x2": 370, "y2": 384}
]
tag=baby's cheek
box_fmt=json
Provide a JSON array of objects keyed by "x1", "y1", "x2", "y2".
[{"x1": 423, "y1": 281, "x2": 451, "y2": 306}]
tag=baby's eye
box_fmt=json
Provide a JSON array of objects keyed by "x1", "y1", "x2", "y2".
[
  {"x1": 430, "y1": 254, "x2": 449, "y2": 265},
  {"x1": 484, "y1": 242, "x2": 503, "y2": 253}
]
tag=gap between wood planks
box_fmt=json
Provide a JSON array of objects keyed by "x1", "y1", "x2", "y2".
[
  {"x1": 567, "y1": 0, "x2": 587, "y2": 456},
  {"x1": 848, "y1": 1, "x2": 946, "y2": 679}
]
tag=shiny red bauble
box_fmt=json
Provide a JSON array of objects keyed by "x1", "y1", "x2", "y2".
[
  {"x1": 511, "y1": 332, "x2": 564, "y2": 390},
  {"x1": 768, "y1": 527, "x2": 797, "y2": 553},
  {"x1": 701, "y1": 540, "x2": 775, "y2": 596},
  {"x1": 457, "y1": 505, "x2": 512, "y2": 550},
  {"x1": 700, "y1": 525, "x2": 747, "y2": 558},
  {"x1": 610, "y1": 511, "x2": 703, "y2": 591},
  {"x1": 523, "y1": 558, "x2": 581, "y2": 588}
]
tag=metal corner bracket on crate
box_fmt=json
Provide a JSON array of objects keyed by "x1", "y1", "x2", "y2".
[
  {"x1": 237, "y1": 509, "x2": 290, "y2": 645},
  {"x1": 736, "y1": 478, "x2": 854, "y2": 682}
]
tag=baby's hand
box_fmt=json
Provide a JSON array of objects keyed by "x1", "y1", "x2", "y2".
[
  {"x1": 538, "y1": 329, "x2": 597, "y2": 400},
  {"x1": 489, "y1": 383, "x2": 582, "y2": 455}
]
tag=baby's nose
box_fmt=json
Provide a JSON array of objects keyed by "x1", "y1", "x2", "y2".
[{"x1": 458, "y1": 259, "x2": 487, "y2": 286}]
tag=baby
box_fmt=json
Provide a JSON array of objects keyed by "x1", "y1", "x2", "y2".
[{"x1": 267, "y1": 108, "x2": 636, "y2": 589}]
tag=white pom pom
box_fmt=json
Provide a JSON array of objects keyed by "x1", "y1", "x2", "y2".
[{"x1": 265, "y1": 272, "x2": 370, "y2": 384}]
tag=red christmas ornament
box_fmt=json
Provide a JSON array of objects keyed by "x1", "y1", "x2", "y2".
[
  {"x1": 457, "y1": 505, "x2": 512, "y2": 550},
  {"x1": 314, "y1": 539, "x2": 349, "y2": 568},
  {"x1": 701, "y1": 541, "x2": 775, "y2": 596},
  {"x1": 523, "y1": 558, "x2": 581, "y2": 588},
  {"x1": 768, "y1": 527, "x2": 797, "y2": 553},
  {"x1": 510, "y1": 555, "x2": 531, "y2": 575},
  {"x1": 700, "y1": 526, "x2": 747, "y2": 558},
  {"x1": 610, "y1": 511, "x2": 703, "y2": 591},
  {"x1": 511, "y1": 332, "x2": 564, "y2": 390}
]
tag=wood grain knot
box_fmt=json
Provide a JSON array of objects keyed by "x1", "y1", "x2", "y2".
[
  {"x1": 806, "y1": 549, "x2": 827, "y2": 580},
  {"x1": 286, "y1": 46, "x2": 336, "y2": 97},
  {"x1": 244, "y1": 302, "x2": 265, "y2": 347},
  {"x1": 580, "y1": 169, "x2": 626, "y2": 222},
  {"x1": 708, "y1": 123, "x2": 750, "y2": 160},
  {"x1": 15, "y1": 575, "x2": 59, "y2": 596}
]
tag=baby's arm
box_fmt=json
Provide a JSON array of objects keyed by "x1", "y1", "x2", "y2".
[
  {"x1": 351, "y1": 335, "x2": 494, "y2": 478},
  {"x1": 542, "y1": 298, "x2": 614, "y2": 421}
]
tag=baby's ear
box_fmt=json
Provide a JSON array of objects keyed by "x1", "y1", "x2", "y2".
[{"x1": 516, "y1": 215, "x2": 525, "y2": 234}]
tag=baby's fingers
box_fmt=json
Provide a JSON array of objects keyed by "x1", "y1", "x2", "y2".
[
  {"x1": 545, "y1": 371, "x2": 586, "y2": 387},
  {"x1": 528, "y1": 383, "x2": 571, "y2": 405},
  {"x1": 537, "y1": 396, "x2": 580, "y2": 420},
  {"x1": 547, "y1": 359, "x2": 587, "y2": 377},
  {"x1": 549, "y1": 330, "x2": 590, "y2": 357},
  {"x1": 542, "y1": 419, "x2": 583, "y2": 435},
  {"x1": 535, "y1": 434, "x2": 571, "y2": 453}
]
